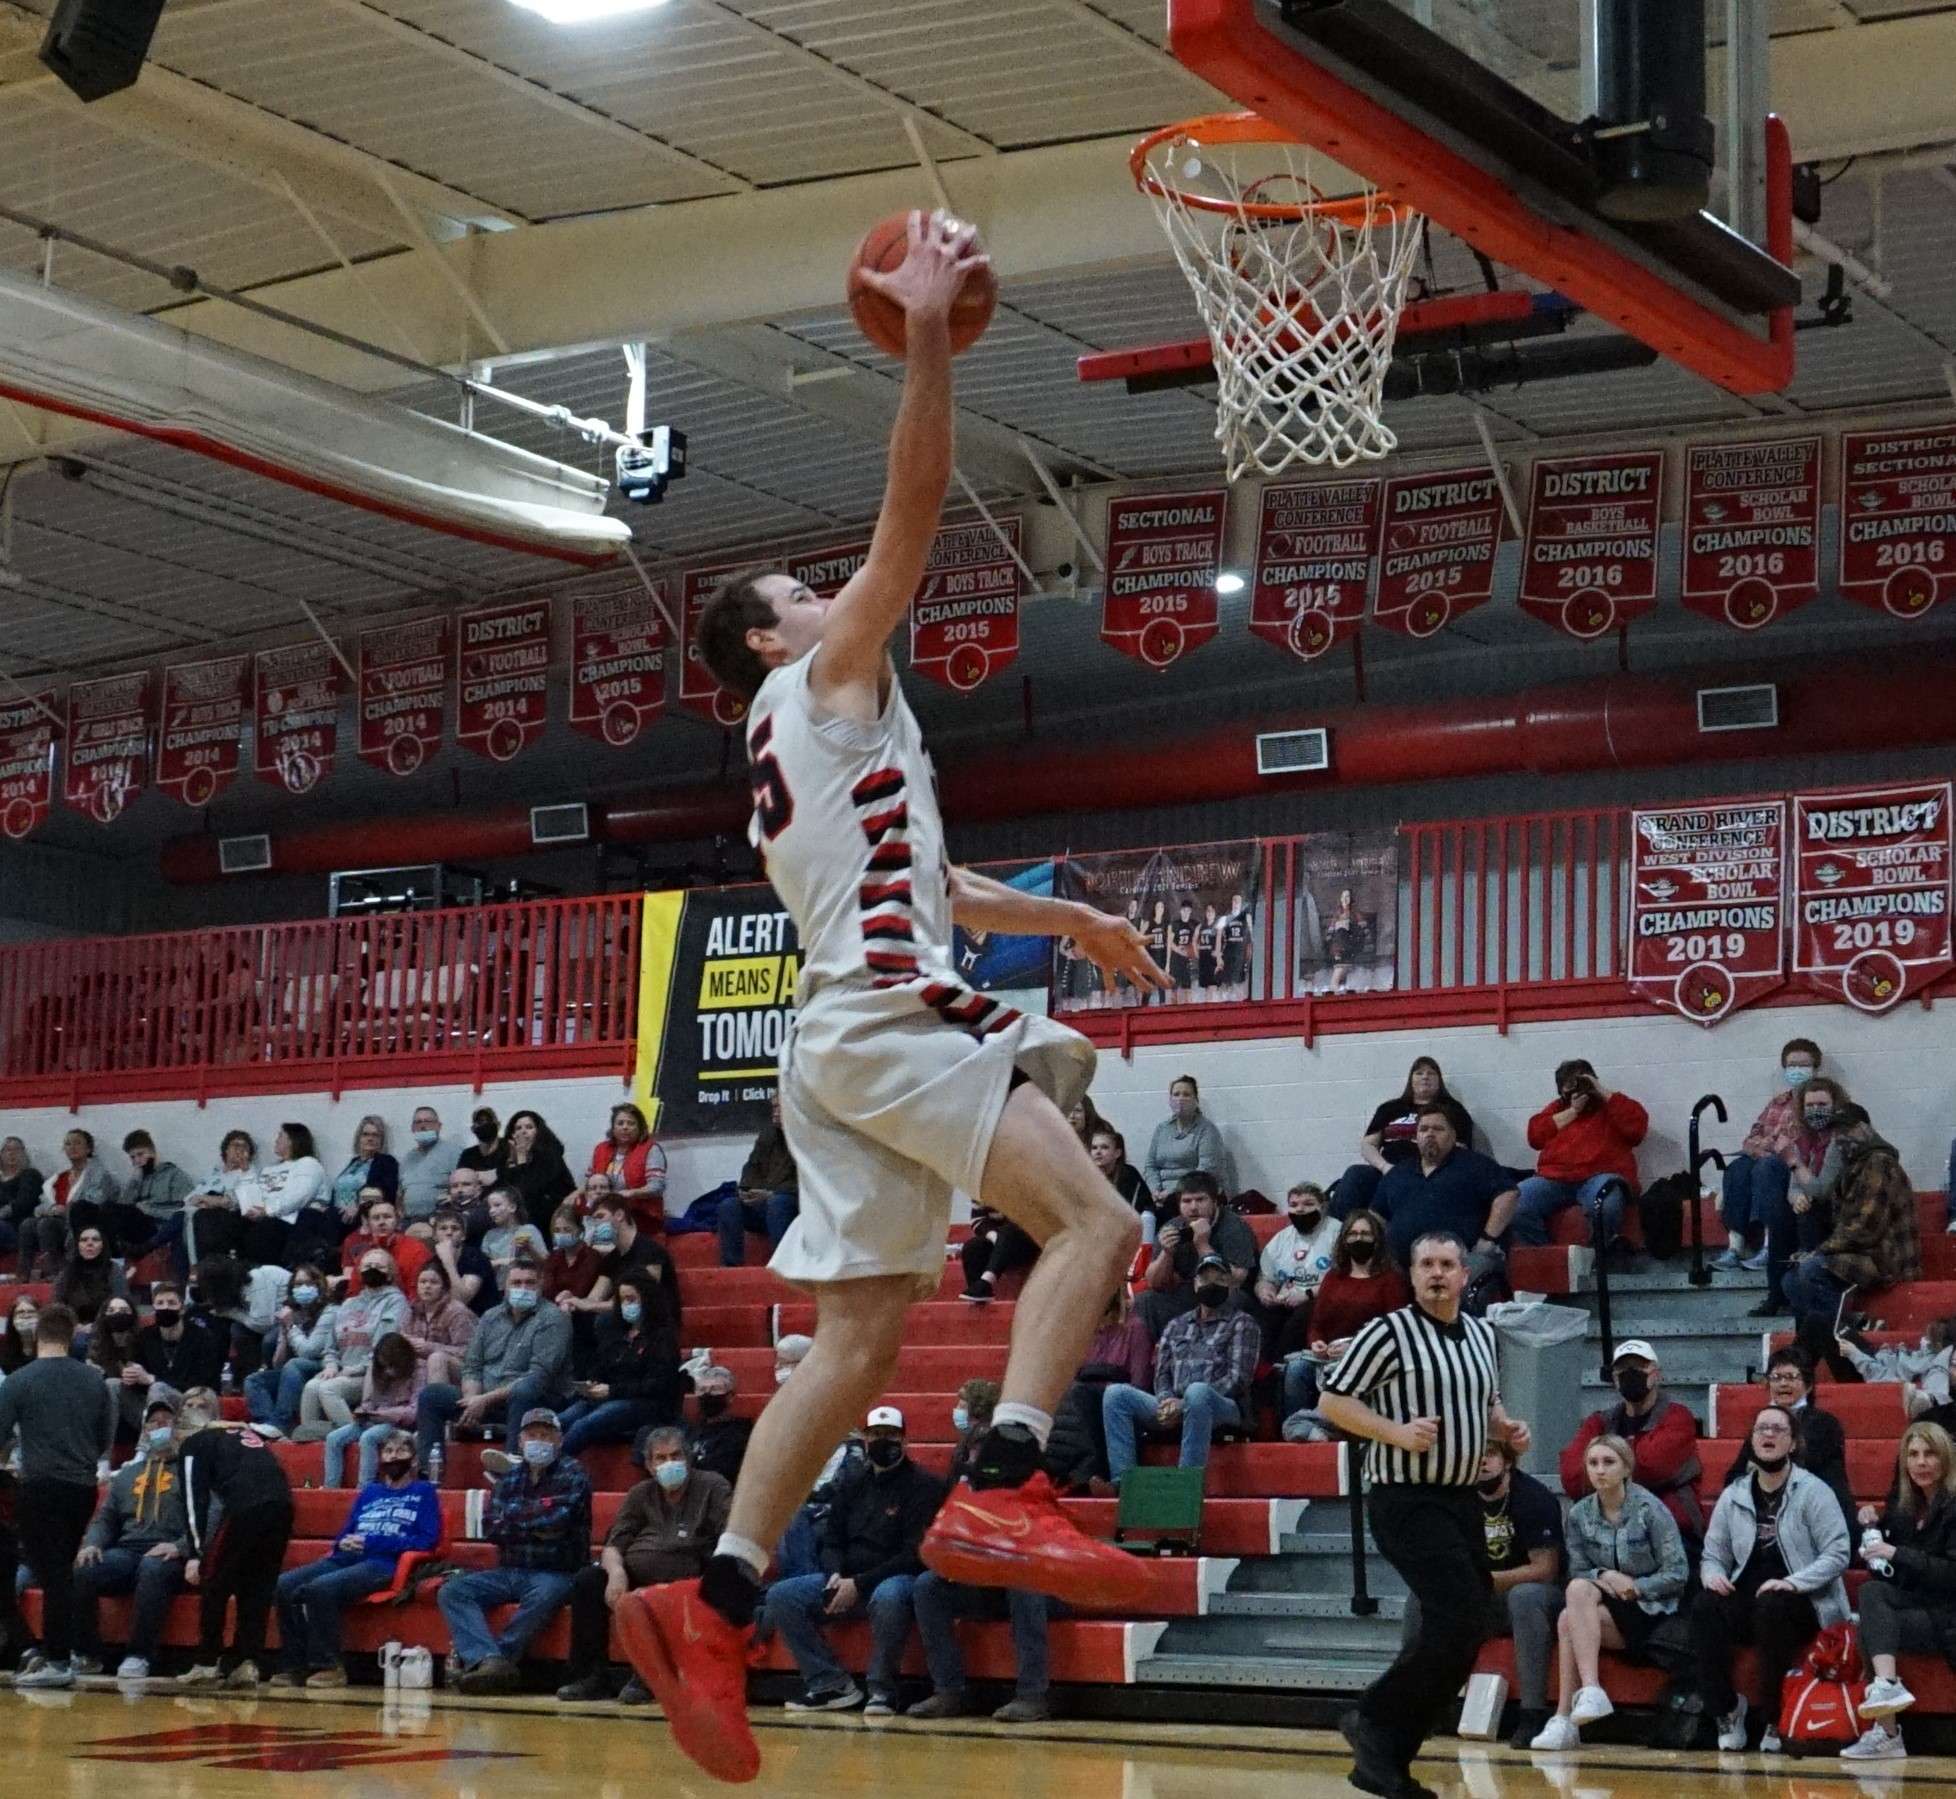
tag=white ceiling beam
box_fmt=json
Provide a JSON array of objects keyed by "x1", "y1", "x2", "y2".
[
  {"x1": 687, "y1": 0, "x2": 995, "y2": 157},
  {"x1": 319, "y1": 0, "x2": 751, "y2": 195}
]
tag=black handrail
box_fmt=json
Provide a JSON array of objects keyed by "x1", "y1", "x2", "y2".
[
  {"x1": 1590, "y1": 1176, "x2": 1633, "y2": 1379},
  {"x1": 1688, "y1": 1093, "x2": 1729, "y2": 1290},
  {"x1": 1344, "y1": 1437, "x2": 1377, "y2": 1617}
]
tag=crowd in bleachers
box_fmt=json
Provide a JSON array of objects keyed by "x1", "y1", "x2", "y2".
[{"x1": 0, "y1": 1031, "x2": 1949, "y2": 1761}]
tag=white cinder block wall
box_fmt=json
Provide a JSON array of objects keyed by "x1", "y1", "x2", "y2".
[{"x1": 2, "y1": 1000, "x2": 1951, "y2": 1211}]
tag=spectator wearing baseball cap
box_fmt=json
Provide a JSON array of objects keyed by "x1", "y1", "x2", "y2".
[
  {"x1": 72, "y1": 1387, "x2": 192, "y2": 1680},
  {"x1": 1559, "y1": 1339, "x2": 1704, "y2": 1543},
  {"x1": 435, "y1": 1406, "x2": 591, "y2": 1694},
  {"x1": 1103, "y1": 1252, "x2": 1260, "y2": 1485},
  {"x1": 759, "y1": 1405, "x2": 944, "y2": 1716}
]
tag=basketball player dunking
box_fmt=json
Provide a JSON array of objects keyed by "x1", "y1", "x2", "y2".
[{"x1": 615, "y1": 210, "x2": 1169, "y2": 1783}]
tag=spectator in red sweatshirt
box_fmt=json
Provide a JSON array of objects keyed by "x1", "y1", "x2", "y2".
[
  {"x1": 1512, "y1": 1059, "x2": 1648, "y2": 1253},
  {"x1": 1558, "y1": 1339, "x2": 1704, "y2": 1544}
]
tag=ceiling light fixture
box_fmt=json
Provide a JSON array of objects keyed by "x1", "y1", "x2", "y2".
[{"x1": 506, "y1": 0, "x2": 668, "y2": 25}]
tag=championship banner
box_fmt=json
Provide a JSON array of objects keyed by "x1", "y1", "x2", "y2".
[
  {"x1": 1518, "y1": 450, "x2": 1663, "y2": 638},
  {"x1": 358, "y1": 616, "x2": 448, "y2": 777},
  {"x1": 456, "y1": 598, "x2": 550, "y2": 763},
  {"x1": 1101, "y1": 490, "x2": 1225, "y2": 669},
  {"x1": 1629, "y1": 801, "x2": 1787, "y2": 1026},
  {"x1": 63, "y1": 672, "x2": 150, "y2": 824},
  {"x1": 1681, "y1": 437, "x2": 1822, "y2": 630},
  {"x1": 1794, "y1": 782, "x2": 1954, "y2": 1013},
  {"x1": 1373, "y1": 467, "x2": 1505, "y2": 637},
  {"x1": 1053, "y1": 841, "x2": 1258, "y2": 1010},
  {"x1": 910, "y1": 518, "x2": 1022, "y2": 692},
  {"x1": 0, "y1": 692, "x2": 56, "y2": 841},
  {"x1": 157, "y1": 655, "x2": 247, "y2": 808},
  {"x1": 570, "y1": 588, "x2": 667, "y2": 749},
  {"x1": 1294, "y1": 830, "x2": 1399, "y2": 994},
  {"x1": 1838, "y1": 427, "x2": 1956, "y2": 620},
  {"x1": 1249, "y1": 478, "x2": 1381, "y2": 661},
  {"x1": 784, "y1": 539, "x2": 867, "y2": 597},
  {"x1": 952, "y1": 858, "x2": 1058, "y2": 993},
  {"x1": 631, "y1": 887, "x2": 803, "y2": 1137},
  {"x1": 679, "y1": 561, "x2": 750, "y2": 728},
  {"x1": 255, "y1": 641, "x2": 341, "y2": 795}
]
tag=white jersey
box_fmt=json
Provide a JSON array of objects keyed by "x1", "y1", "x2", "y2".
[{"x1": 745, "y1": 652, "x2": 955, "y2": 1002}]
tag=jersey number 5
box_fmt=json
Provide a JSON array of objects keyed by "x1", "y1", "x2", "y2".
[{"x1": 749, "y1": 717, "x2": 793, "y2": 841}]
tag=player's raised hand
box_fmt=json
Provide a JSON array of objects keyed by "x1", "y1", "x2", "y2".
[
  {"x1": 854, "y1": 208, "x2": 989, "y2": 325},
  {"x1": 1071, "y1": 906, "x2": 1171, "y2": 993}
]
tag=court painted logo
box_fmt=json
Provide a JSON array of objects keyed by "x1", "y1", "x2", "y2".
[{"x1": 75, "y1": 1723, "x2": 529, "y2": 1773}]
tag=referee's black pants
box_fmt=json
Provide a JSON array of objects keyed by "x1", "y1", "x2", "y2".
[{"x1": 1358, "y1": 1484, "x2": 1492, "y2": 1768}]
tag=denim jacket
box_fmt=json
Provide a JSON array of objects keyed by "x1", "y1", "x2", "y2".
[
  {"x1": 1564, "y1": 1482, "x2": 1690, "y2": 1614},
  {"x1": 1702, "y1": 1464, "x2": 1851, "y2": 1625}
]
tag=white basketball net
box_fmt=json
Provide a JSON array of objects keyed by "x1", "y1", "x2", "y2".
[{"x1": 1140, "y1": 124, "x2": 1425, "y2": 478}]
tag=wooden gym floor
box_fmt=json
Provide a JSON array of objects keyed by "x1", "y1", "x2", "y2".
[{"x1": 7, "y1": 1688, "x2": 1954, "y2": 1796}]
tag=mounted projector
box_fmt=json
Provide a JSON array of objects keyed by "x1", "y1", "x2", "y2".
[
  {"x1": 1696, "y1": 683, "x2": 1779, "y2": 733},
  {"x1": 530, "y1": 803, "x2": 590, "y2": 847},
  {"x1": 615, "y1": 425, "x2": 686, "y2": 506},
  {"x1": 39, "y1": 0, "x2": 168, "y2": 103},
  {"x1": 1256, "y1": 727, "x2": 1331, "y2": 777},
  {"x1": 218, "y1": 834, "x2": 273, "y2": 875}
]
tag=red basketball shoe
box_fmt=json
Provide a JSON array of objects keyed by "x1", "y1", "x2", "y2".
[
  {"x1": 615, "y1": 1580, "x2": 760, "y2": 1785},
  {"x1": 921, "y1": 1471, "x2": 1150, "y2": 1608}
]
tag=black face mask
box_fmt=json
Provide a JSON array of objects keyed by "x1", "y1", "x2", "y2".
[
  {"x1": 1476, "y1": 1475, "x2": 1507, "y2": 1499},
  {"x1": 865, "y1": 1439, "x2": 904, "y2": 1471},
  {"x1": 1345, "y1": 1240, "x2": 1376, "y2": 1266},
  {"x1": 380, "y1": 1459, "x2": 415, "y2": 1482},
  {"x1": 1615, "y1": 1369, "x2": 1651, "y2": 1404},
  {"x1": 696, "y1": 1393, "x2": 730, "y2": 1420},
  {"x1": 1289, "y1": 1208, "x2": 1322, "y2": 1231},
  {"x1": 104, "y1": 1316, "x2": 135, "y2": 1336},
  {"x1": 474, "y1": 1123, "x2": 499, "y2": 1143},
  {"x1": 1753, "y1": 1451, "x2": 1790, "y2": 1473},
  {"x1": 360, "y1": 1267, "x2": 389, "y2": 1290},
  {"x1": 154, "y1": 1309, "x2": 182, "y2": 1330},
  {"x1": 1193, "y1": 1282, "x2": 1229, "y2": 1311}
]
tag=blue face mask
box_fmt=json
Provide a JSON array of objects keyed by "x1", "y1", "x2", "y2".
[
  {"x1": 621, "y1": 1301, "x2": 643, "y2": 1325},
  {"x1": 587, "y1": 1224, "x2": 617, "y2": 1249},
  {"x1": 1783, "y1": 1066, "x2": 1815, "y2": 1089},
  {"x1": 521, "y1": 1439, "x2": 556, "y2": 1468},
  {"x1": 412, "y1": 1129, "x2": 439, "y2": 1148},
  {"x1": 653, "y1": 1459, "x2": 688, "y2": 1490},
  {"x1": 144, "y1": 1426, "x2": 173, "y2": 1454},
  {"x1": 290, "y1": 1285, "x2": 318, "y2": 1306},
  {"x1": 507, "y1": 1287, "x2": 539, "y2": 1313},
  {"x1": 552, "y1": 1232, "x2": 579, "y2": 1252},
  {"x1": 952, "y1": 1406, "x2": 971, "y2": 1433}
]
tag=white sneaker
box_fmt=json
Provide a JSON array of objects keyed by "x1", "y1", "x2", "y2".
[
  {"x1": 1842, "y1": 1723, "x2": 1907, "y2": 1761},
  {"x1": 1716, "y1": 1693, "x2": 1749, "y2": 1752},
  {"x1": 14, "y1": 1660, "x2": 73, "y2": 1690},
  {"x1": 480, "y1": 1449, "x2": 516, "y2": 1477},
  {"x1": 1860, "y1": 1675, "x2": 1917, "y2": 1717},
  {"x1": 177, "y1": 1663, "x2": 222, "y2": 1687},
  {"x1": 1569, "y1": 1685, "x2": 1614, "y2": 1726},
  {"x1": 1761, "y1": 1726, "x2": 1784, "y2": 1754},
  {"x1": 1945, "y1": 1218, "x2": 1956, "y2": 1235},
  {"x1": 1742, "y1": 1245, "x2": 1771, "y2": 1271},
  {"x1": 115, "y1": 1656, "x2": 149, "y2": 1681},
  {"x1": 1529, "y1": 1714, "x2": 1580, "y2": 1752}
]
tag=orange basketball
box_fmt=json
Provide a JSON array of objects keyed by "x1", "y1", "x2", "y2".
[{"x1": 846, "y1": 210, "x2": 998, "y2": 358}]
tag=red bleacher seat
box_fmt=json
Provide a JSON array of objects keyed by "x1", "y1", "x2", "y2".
[{"x1": 1709, "y1": 1382, "x2": 1907, "y2": 1437}]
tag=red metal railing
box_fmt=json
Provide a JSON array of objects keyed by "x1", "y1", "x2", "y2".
[{"x1": 0, "y1": 895, "x2": 640, "y2": 1107}]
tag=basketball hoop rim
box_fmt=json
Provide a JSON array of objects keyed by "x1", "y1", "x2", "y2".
[{"x1": 1132, "y1": 112, "x2": 1413, "y2": 226}]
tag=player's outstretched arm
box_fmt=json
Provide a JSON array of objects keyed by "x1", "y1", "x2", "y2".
[
  {"x1": 813, "y1": 210, "x2": 989, "y2": 701},
  {"x1": 949, "y1": 867, "x2": 1170, "y2": 993}
]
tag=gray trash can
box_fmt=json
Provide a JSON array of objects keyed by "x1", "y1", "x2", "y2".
[{"x1": 1488, "y1": 1301, "x2": 1591, "y2": 1486}]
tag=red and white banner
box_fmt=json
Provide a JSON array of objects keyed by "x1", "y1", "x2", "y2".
[
  {"x1": 0, "y1": 692, "x2": 56, "y2": 841},
  {"x1": 1838, "y1": 427, "x2": 1956, "y2": 620},
  {"x1": 1794, "y1": 782, "x2": 1954, "y2": 1013},
  {"x1": 1372, "y1": 467, "x2": 1506, "y2": 637},
  {"x1": 358, "y1": 617, "x2": 448, "y2": 777},
  {"x1": 456, "y1": 599, "x2": 550, "y2": 763},
  {"x1": 910, "y1": 518, "x2": 1022, "y2": 691},
  {"x1": 255, "y1": 642, "x2": 342, "y2": 795},
  {"x1": 1102, "y1": 491, "x2": 1225, "y2": 669},
  {"x1": 1681, "y1": 436, "x2": 1822, "y2": 630},
  {"x1": 571, "y1": 589, "x2": 667, "y2": 748},
  {"x1": 1518, "y1": 450, "x2": 1664, "y2": 638},
  {"x1": 1249, "y1": 478, "x2": 1380, "y2": 661},
  {"x1": 64, "y1": 671, "x2": 150, "y2": 824},
  {"x1": 157, "y1": 655, "x2": 247, "y2": 808},
  {"x1": 679, "y1": 561, "x2": 751, "y2": 729},
  {"x1": 1628, "y1": 801, "x2": 1787, "y2": 1026},
  {"x1": 786, "y1": 540, "x2": 868, "y2": 597}
]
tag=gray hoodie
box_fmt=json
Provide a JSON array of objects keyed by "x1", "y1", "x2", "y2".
[{"x1": 1701, "y1": 1463, "x2": 1851, "y2": 1625}]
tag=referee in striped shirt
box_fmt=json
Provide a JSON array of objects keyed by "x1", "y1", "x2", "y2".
[{"x1": 1319, "y1": 1230, "x2": 1531, "y2": 1798}]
